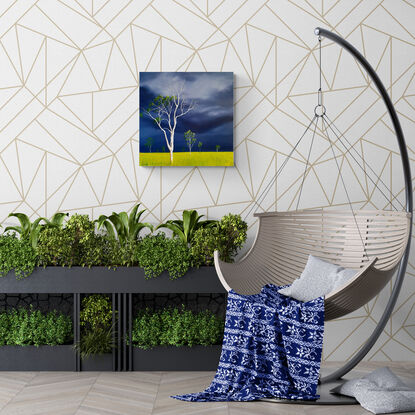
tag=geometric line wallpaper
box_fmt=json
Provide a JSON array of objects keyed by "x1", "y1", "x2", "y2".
[{"x1": 0, "y1": 0, "x2": 414, "y2": 361}]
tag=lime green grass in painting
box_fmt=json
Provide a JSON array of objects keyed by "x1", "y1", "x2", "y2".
[{"x1": 140, "y1": 152, "x2": 234, "y2": 166}]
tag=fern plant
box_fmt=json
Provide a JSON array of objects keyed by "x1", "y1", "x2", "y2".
[
  {"x1": 5, "y1": 212, "x2": 68, "y2": 248},
  {"x1": 156, "y1": 210, "x2": 217, "y2": 244},
  {"x1": 96, "y1": 203, "x2": 153, "y2": 246}
]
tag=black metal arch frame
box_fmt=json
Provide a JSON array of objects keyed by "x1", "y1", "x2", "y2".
[{"x1": 314, "y1": 27, "x2": 413, "y2": 384}]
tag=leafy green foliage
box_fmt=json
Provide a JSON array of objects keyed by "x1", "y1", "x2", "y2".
[
  {"x1": 0, "y1": 207, "x2": 245, "y2": 278},
  {"x1": 5, "y1": 212, "x2": 68, "y2": 249},
  {"x1": 49, "y1": 212, "x2": 69, "y2": 228},
  {"x1": 157, "y1": 210, "x2": 217, "y2": 244},
  {"x1": 145, "y1": 95, "x2": 175, "y2": 113},
  {"x1": 132, "y1": 306, "x2": 224, "y2": 349},
  {"x1": 75, "y1": 295, "x2": 115, "y2": 358},
  {"x1": 80, "y1": 295, "x2": 113, "y2": 331},
  {"x1": 75, "y1": 327, "x2": 114, "y2": 359},
  {"x1": 96, "y1": 203, "x2": 153, "y2": 246},
  {"x1": 5, "y1": 213, "x2": 47, "y2": 248},
  {"x1": 0, "y1": 306, "x2": 72, "y2": 346},
  {"x1": 145, "y1": 137, "x2": 153, "y2": 152},
  {"x1": 184, "y1": 130, "x2": 196, "y2": 152},
  {"x1": 0, "y1": 234, "x2": 37, "y2": 279},
  {"x1": 191, "y1": 214, "x2": 248, "y2": 266},
  {"x1": 135, "y1": 233, "x2": 192, "y2": 279},
  {"x1": 37, "y1": 214, "x2": 104, "y2": 267}
]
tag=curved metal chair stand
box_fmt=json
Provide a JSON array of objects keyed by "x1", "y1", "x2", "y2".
[{"x1": 214, "y1": 26, "x2": 413, "y2": 392}]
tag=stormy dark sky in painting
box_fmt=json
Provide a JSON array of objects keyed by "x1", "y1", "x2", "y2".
[{"x1": 139, "y1": 72, "x2": 233, "y2": 153}]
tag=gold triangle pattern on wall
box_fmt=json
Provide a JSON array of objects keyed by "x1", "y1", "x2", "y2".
[{"x1": 0, "y1": 0, "x2": 414, "y2": 362}]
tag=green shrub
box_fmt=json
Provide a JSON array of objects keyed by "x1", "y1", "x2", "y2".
[
  {"x1": 37, "y1": 214, "x2": 104, "y2": 267},
  {"x1": 0, "y1": 234, "x2": 37, "y2": 279},
  {"x1": 132, "y1": 306, "x2": 224, "y2": 349},
  {"x1": 0, "y1": 307, "x2": 72, "y2": 346},
  {"x1": 191, "y1": 213, "x2": 248, "y2": 266},
  {"x1": 75, "y1": 295, "x2": 115, "y2": 358},
  {"x1": 80, "y1": 294, "x2": 113, "y2": 331},
  {"x1": 102, "y1": 239, "x2": 140, "y2": 267},
  {"x1": 135, "y1": 233, "x2": 192, "y2": 279}
]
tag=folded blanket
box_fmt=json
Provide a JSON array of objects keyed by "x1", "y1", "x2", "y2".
[
  {"x1": 332, "y1": 367, "x2": 415, "y2": 414},
  {"x1": 173, "y1": 284, "x2": 325, "y2": 402}
]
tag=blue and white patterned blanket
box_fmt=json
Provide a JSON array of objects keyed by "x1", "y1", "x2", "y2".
[{"x1": 173, "y1": 284, "x2": 325, "y2": 402}]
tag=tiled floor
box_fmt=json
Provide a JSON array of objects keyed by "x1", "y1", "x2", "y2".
[{"x1": 0, "y1": 362, "x2": 413, "y2": 414}]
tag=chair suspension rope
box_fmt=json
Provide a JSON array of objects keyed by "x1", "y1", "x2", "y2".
[
  {"x1": 322, "y1": 113, "x2": 404, "y2": 211},
  {"x1": 243, "y1": 115, "x2": 317, "y2": 221},
  {"x1": 322, "y1": 116, "x2": 369, "y2": 259},
  {"x1": 318, "y1": 35, "x2": 323, "y2": 107},
  {"x1": 296, "y1": 117, "x2": 318, "y2": 210}
]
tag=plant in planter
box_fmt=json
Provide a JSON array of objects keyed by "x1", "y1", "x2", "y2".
[
  {"x1": 191, "y1": 213, "x2": 248, "y2": 266},
  {"x1": 37, "y1": 214, "x2": 105, "y2": 267},
  {"x1": 0, "y1": 306, "x2": 72, "y2": 346},
  {"x1": 134, "y1": 233, "x2": 192, "y2": 279},
  {"x1": 96, "y1": 203, "x2": 153, "y2": 245},
  {"x1": 156, "y1": 210, "x2": 217, "y2": 244},
  {"x1": 0, "y1": 233, "x2": 37, "y2": 279},
  {"x1": 5, "y1": 212, "x2": 68, "y2": 248},
  {"x1": 132, "y1": 306, "x2": 224, "y2": 349},
  {"x1": 75, "y1": 295, "x2": 115, "y2": 359}
]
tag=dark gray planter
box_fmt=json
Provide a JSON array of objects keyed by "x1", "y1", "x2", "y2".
[
  {"x1": 0, "y1": 345, "x2": 75, "y2": 370},
  {"x1": 132, "y1": 345, "x2": 222, "y2": 371},
  {"x1": 0, "y1": 266, "x2": 225, "y2": 294},
  {"x1": 81, "y1": 353, "x2": 113, "y2": 371}
]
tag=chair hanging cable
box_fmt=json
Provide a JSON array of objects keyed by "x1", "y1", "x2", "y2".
[
  {"x1": 243, "y1": 115, "x2": 317, "y2": 221},
  {"x1": 245, "y1": 36, "x2": 325, "y2": 220},
  {"x1": 296, "y1": 117, "x2": 318, "y2": 210},
  {"x1": 318, "y1": 35, "x2": 322, "y2": 107},
  {"x1": 322, "y1": 116, "x2": 369, "y2": 259},
  {"x1": 322, "y1": 114, "x2": 403, "y2": 211}
]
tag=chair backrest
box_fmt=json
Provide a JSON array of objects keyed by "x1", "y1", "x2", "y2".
[{"x1": 251, "y1": 209, "x2": 410, "y2": 286}]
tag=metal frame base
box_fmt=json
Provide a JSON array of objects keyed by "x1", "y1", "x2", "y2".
[{"x1": 261, "y1": 381, "x2": 357, "y2": 405}]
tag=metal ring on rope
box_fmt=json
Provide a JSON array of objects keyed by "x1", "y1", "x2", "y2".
[{"x1": 314, "y1": 104, "x2": 326, "y2": 117}]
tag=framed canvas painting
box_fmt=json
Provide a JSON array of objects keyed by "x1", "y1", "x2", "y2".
[{"x1": 139, "y1": 72, "x2": 233, "y2": 166}]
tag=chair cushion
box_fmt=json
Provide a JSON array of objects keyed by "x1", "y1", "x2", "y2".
[{"x1": 278, "y1": 255, "x2": 357, "y2": 302}]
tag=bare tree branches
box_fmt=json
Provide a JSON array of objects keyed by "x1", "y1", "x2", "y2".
[{"x1": 142, "y1": 84, "x2": 195, "y2": 163}]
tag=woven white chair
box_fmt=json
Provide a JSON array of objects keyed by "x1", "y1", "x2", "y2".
[
  {"x1": 214, "y1": 28, "x2": 413, "y2": 391},
  {"x1": 215, "y1": 209, "x2": 411, "y2": 321}
]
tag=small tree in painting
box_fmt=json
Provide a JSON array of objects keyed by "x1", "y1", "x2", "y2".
[
  {"x1": 198, "y1": 141, "x2": 202, "y2": 152},
  {"x1": 184, "y1": 130, "x2": 196, "y2": 153},
  {"x1": 142, "y1": 85, "x2": 195, "y2": 163},
  {"x1": 145, "y1": 137, "x2": 153, "y2": 153},
  {"x1": 216, "y1": 145, "x2": 221, "y2": 152}
]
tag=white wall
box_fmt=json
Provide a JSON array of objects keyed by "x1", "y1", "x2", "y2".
[{"x1": 0, "y1": 0, "x2": 414, "y2": 361}]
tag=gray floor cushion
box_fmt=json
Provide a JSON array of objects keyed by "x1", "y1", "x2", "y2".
[{"x1": 331, "y1": 367, "x2": 415, "y2": 414}]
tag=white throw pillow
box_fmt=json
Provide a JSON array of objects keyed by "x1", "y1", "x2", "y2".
[{"x1": 278, "y1": 255, "x2": 357, "y2": 302}]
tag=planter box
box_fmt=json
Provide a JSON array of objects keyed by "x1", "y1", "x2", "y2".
[
  {"x1": 0, "y1": 266, "x2": 225, "y2": 294},
  {"x1": 81, "y1": 353, "x2": 113, "y2": 371},
  {"x1": 132, "y1": 345, "x2": 222, "y2": 371},
  {"x1": 0, "y1": 345, "x2": 75, "y2": 371}
]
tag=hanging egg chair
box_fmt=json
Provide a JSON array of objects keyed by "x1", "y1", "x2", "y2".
[{"x1": 214, "y1": 27, "x2": 413, "y2": 388}]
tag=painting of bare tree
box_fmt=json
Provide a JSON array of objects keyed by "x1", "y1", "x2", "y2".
[{"x1": 139, "y1": 72, "x2": 233, "y2": 166}]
